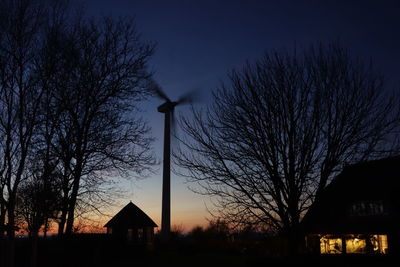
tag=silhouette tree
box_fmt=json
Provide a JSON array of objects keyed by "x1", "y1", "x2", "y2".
[
  {"x1": 175, "y1": 44, "x2": 400, "y2": 254},
  {"x1": 8, "y1": 6, "x2": 157, "y2": 237},
  {"x1": 0, "y1": 1, "x2": 156, "y2": 265},
  {"x1": 50, "y1": 16, "x2": 155, "y2": 236},
  {"x1": 16, "y1": 161, "x2": 61, "y2": 267},
  {"x1": 0, "y1": 1, "x2": 47, "y2": 266}
]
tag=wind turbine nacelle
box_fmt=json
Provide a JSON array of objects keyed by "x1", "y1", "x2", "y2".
[{"x1": 157, "y1": 101, "x2": 178, "y2": 113}]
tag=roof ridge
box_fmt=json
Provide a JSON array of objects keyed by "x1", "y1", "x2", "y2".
[{"x1": 104, "y1": 202, "x2": 157, "y2": 228}]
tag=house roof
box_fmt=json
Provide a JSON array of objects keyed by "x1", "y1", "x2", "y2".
[
  {"x1": 104, "y1": 202, "x2": 157, "y2": 228},
  {"x1": 302, "y1": 156, "x2": 400, "y2": 234}
]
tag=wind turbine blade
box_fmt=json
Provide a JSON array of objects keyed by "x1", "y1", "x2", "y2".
[
  {"x1": 176, "y1": 89, "x2": 201, "y2": 105},
  {"x1": 150, "y1": 80, "x2": 170, "y2": 102}
]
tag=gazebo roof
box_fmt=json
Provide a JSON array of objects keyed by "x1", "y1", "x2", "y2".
[{"x1": 104, "y1": 202, "x2": 157, "y2": 228}]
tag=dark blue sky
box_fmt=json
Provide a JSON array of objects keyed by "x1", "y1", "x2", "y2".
[
  {"x1": 77, "y1": 0, "x2": 400, "y2": 229},
  {"x1": 81, "y1": 0, "x2": 400, "y2": 94}
]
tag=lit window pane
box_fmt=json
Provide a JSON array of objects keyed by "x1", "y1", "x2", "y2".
[
  {"x1": 320, "y1": 236, "x2": 343, "y2": 254},
  {"x1": 371, "y1": 235, "x2": 388, "y2": 254},
  {"x1": 346, "y1": 238, "x2": 366, "y2": 254}
]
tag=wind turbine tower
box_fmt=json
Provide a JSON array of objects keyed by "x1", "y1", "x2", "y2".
[{"x1": 157, "y1": 100, "x2": 177, "y2": 239}]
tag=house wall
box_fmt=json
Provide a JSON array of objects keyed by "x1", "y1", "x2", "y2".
[
  {"x1": 144, "y1": 227, "x2": 154, "y2": 244},
  {"x1": 107, "y1": 226, "x2": 155, "y2": 244}
]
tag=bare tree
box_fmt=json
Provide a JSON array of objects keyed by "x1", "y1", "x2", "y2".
[
  {"x1": 16, "y1": 162, "x2": 61, "y2": 267},
  {"x1": 0, "y1": 2, "x2": 156, "y2": 266},
  {"x1": 46, "y1": 17, "x2": 156, "y2": 236},
  {"x1": 0, "y1": 1, "x2": 47, "y2": 266},
  {"x1": 175, "y1": 44, "x2": 399, "y2": 253},
  {"x1": 0, "y1": 0, "x2": 44, "y2": 240}
]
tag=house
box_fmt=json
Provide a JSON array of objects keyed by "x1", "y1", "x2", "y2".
[
  {"x1": 104, "y1": 201, "x2": 157, "y2": 245},
  {"x1": 302, "y1": 157, "x2": 400, "y2": 255}
]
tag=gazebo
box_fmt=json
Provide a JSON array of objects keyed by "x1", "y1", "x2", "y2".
[{"x1": 104, "y1": 202, "x2": 157, "y2": 244}]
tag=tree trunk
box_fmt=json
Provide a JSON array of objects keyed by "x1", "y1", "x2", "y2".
[
  {"x1": 65, "y1": 163, "x2": 82, "y2": 235},
  {"x1": 6, "y1": 204, "x2": 15, "y2": 267},
  {"x1": 43, "y1": 218, "x2": 48, "y2": 239},
  {"x1": 58, "y1": 184, "x2": 71, "y2": 237},
  {"x1": 0, "y1": 234, "x2": 6, "y2": 267},
  {"x1": 285, "y1": 216, "x2": 302, "y2": 257},
  {"x1": 65, "y1": 183, "x2": 79, "y2": 235},
  {"x1": 0, "y1": 202, "x2": 5, "y2": 238},
  {"x1": 58, "y1": 209, "x2": 67, "y2": 236},
  {"x1": 30, "y1": 230, "x2": 39, "y2": 267},
  {"x1": 0, "y1": 205, "x2": 6, "y2": 267}
]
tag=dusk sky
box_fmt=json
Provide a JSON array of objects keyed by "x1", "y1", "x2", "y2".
[{"x1": 76, "y1": 0, "x2": 400, "y2": 231}]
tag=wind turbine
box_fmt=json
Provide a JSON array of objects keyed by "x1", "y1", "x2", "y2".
[{"x1": 153, "y1": 83, "x2": 196, "y2": 240}]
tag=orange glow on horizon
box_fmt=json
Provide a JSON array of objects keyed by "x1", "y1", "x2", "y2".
[{"x1": 15, "y1": 212, "x2": 209, "y2": 237}]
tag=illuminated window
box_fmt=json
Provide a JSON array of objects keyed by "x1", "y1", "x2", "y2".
[
  {"x1": 346, "y1": 237, "x2": 366, "y2": 254},
  {"x1": 349, "y1": 201, "x2": 385, "y2": 216},
  {"x1": 320, "y1": 236, "x2": 343, "y2": 254},
  {"x1": 370, "y1": 235, "x2": 388, "y2": 254},
  {"x1": 319, "y1": 234, "x2": 389, "y2": 255}
]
